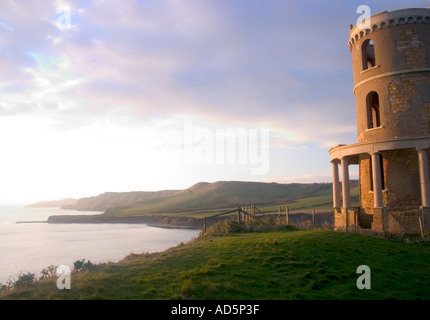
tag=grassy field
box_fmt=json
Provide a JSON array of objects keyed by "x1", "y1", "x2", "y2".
[
  {"x1": 2, "y1": 221, "x2": 429, "y2": 300},
  {"x1": 103, "y1": 181, "x2": 359, "y2": 217},
  {"x1": 98, "y1": 183, "x2": 361, "y2": 220}
]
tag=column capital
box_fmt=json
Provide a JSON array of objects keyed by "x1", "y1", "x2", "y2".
[
  {"x1": 416, "y1": 148, "x2": 429, "y2": 152},
  {"x1": 330, "y1": 159, "x2": 340, "y2": 164}
]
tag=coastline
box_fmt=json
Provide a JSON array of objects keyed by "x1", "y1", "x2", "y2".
[
  {"x1": 43, "y1": 211, "x2": 334, "y2": 229},
  {"x1": 45, "y1": 214, "x2": 209, "y2": 230},
  {"x1": 2, "y1": 209, "x2": 201, "y2": 284}
]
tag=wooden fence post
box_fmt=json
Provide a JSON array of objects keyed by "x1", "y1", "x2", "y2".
[
  {"x1": 286, "y1": 206, "x2": 289, "y2": 225},
  {"x1": 419, "y1": 216, "x2": 425, "y2": 239},
  {"x1": 203, "y1": 216, "x2": 207, "y2": 233},
  {"x1": 278, "y1": 207, "x2": 281, "y2": 218},
  {"x1": 312, "y1": 209, "x2": 315, "y2": 226}
]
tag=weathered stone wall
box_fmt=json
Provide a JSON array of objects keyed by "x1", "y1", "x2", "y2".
[
  {"x1": 335, "y1": 208, "x2": 360, "y2": 231},
  {"x1": 420, "y1": 101, "x2": 430, "y2": 134},
  {"x1": 355, "y1": 74, "x2": 430, "y2": 143},
  {"x1": 385, "y1": 149, "x2": 421, "y2": 207},
  {"x1": 351, "y1": 17, "x2": 430, "y2": 143},
  {"x1": 396, "y1": 26, "x2": 427, "y2": 69},
  {"x1": 351, "y1": 13, "x2": 430, "y2": 87},
  {"x1": 359, "y1": 150, "x2": 421, "y2": 208},
  {"x1": 422, "y1": 207, "x2": 430, "y2": 230},
  {"x1": 333, "y1": 208, "x2": 345, "y2": 230},
  {"x1": 386, "y1": 208, "x2": 423, "y2": 233},
  {"x1": 364, "y1": 207, "x2": 426, "y2": 234},
  {"x1": 370, "y1": 207, "x2": 386, "y2": 232},
  {"x1": 363, "y1": 207, "x2": 428, "y2": 234},
  {"x1": 356, "y1": 149, "x2": 428, "y2": 233},
  {"x1": 389, "y1": 79, "x2": 417, "y2": 114},
  {"x1": 359, "y1": 155, "x2": 373, "y2": 209}
]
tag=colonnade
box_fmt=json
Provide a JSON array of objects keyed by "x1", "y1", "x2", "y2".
[{"x1": 331, "y1": 148, "x2": 430, "y2": 209}]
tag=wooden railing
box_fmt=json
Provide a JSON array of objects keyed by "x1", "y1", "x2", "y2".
[{"x1": 199, "y1": 205, "x2": 329, "y2": 232}]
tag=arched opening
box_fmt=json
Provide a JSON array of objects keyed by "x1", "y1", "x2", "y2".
[
  {"x1": 362, "y1": 39, "x2": 376, "y2": 70},
  {"x1": 367, "y1": 91, "x2": 380, "y2": 129}
]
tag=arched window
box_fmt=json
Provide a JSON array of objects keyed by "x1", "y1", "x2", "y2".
[
  {"x1": 362, "y1": 39, "x2": 376, "y2": 70},
  {"x1": 367, "y1": 91, "x2": 380, "y2": 129}
]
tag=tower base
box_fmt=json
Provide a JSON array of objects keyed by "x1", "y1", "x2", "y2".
[{"x1": 334, "y1": 206, "x2": 430, "y2": 234}]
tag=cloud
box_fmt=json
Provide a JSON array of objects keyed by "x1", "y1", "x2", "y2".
[
  {"x1": 0, "y1": 0, "x2": 368, "y2": 143},
  {"x1": 0, "y1": 0, "x2": 425, "y2": 202}
]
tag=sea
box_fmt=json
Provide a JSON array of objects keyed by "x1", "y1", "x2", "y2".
[{"x1": 0, "y1": 206, "x2": 200, "y2": 283}]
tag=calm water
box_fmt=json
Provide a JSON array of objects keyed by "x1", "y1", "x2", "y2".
[{"x1": 0, "y1": 206, "x2": 200, "y2": 283}]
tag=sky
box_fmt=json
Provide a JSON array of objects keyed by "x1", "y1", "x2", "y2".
[{"x1": 0, "y1": 0, "x2": 428, "y2": 205}]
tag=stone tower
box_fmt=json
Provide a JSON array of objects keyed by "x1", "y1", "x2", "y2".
[{"x1": 329, "y1": 8, "x2": 430, "y2": 233}]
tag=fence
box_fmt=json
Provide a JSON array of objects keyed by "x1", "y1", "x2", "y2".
[{"x1": 200, "y1": 205, "x2": 333, "y2": 232}]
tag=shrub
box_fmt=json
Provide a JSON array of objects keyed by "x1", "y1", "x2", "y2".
[
  {"x1": 199, "y1": 216, "x2": 297, "y2": 238},
  {"x1": 0, "y1": 279, "x2": 13, "y2": 294},
  {"x1": 40, "y1": 265, "x2": 58, "y2": 279},
  {"x1": 13, "y1": 272, "x2": 36, "y2": 289},
  {"x1": 74, "y1": 259, "x2": 94, "y2": 271}
]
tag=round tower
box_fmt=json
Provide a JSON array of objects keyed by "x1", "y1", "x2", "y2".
[{"x1": 329, "y1": 8, "x2": 430, "y2": 234}]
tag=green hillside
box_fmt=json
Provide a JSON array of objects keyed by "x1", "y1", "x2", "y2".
[
  {"x1": 2, "y1": 227, "x2": 429, "y2": 300},
  {"x1": 104, "y1": 181, "x2": 360, "y2": 217},
  {"x1": 61, "y1": 190, "x2": 183, "y2": 211}
]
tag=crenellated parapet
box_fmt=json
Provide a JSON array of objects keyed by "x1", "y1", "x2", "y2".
[{"x1": 348, "y1": 8, "x2": 430, "y2": 50}]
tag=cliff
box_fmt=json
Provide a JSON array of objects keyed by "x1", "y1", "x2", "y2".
[
  {"x1": 26, "y1": 198, "x2": 78, "y2": 208},
  {"x1": 61, "y1": 190, "x2": 183, "y2": 212},
  {"x1": 106, "y1": 181, "x2": 343, "y2": 216},
  {"x1": 33, "y1": 180, "x2": 359, "y2": 217}
]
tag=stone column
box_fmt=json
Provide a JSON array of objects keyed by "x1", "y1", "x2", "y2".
[
  {"x1": 341, "y1": 157, "x2": 351, "y2": 209},
  {"x1": 331, "y1": 160, "x2": 341, "y2": 209},
  {"x1": 371, "y1": 152, "x2": 383, "y2": 208},
  {"x1": 417, "y1": 148, "x2": 430, "y2": 207}
]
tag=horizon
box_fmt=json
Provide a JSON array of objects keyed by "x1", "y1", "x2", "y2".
[{"x1": 0, "y1": 0, "x2": 425, "y2": 205}]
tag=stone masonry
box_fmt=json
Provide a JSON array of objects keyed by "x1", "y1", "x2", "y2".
[{"x1": 329, "y1": 8, "x2": 430, "y2": 234}]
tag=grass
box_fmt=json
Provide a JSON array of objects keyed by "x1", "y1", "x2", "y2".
[
  {"x1": 104, "y1": 181, "x2": 349, "y2": 217},
  {"x1": 94, "y1": 185, "x2": 361, "y2": 222},
  {"x1": 258, "y1": 184, "x2": 360, "y2": 213},
  {"x1": 2, "y1": 219, "x2": 429, "y2": 300}
]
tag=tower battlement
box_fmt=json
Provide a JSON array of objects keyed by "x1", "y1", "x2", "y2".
[{"x1": 348, "y1": 8, "x2": 430, "y2": 50}]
